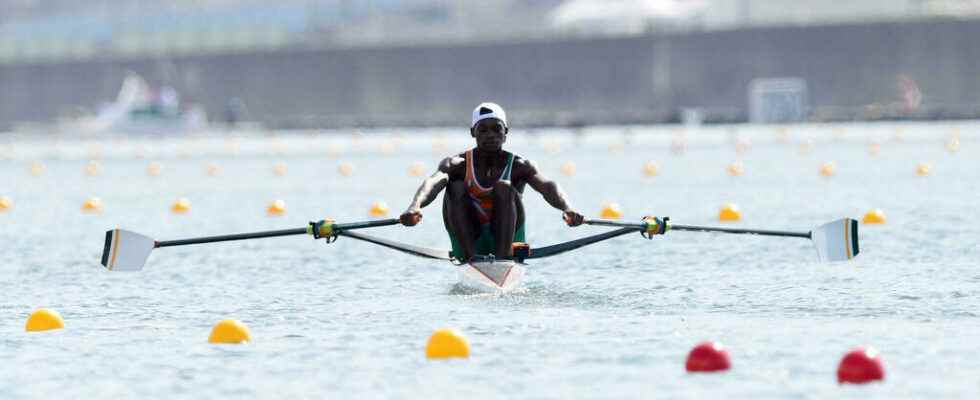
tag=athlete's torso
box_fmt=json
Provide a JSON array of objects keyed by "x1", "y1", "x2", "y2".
[
  {"x1": 447, "y1": 148, "x2": 528, "y2": 193},
  {"x1": 446, "y1": 148, "x2": 527, "y2": 224}
]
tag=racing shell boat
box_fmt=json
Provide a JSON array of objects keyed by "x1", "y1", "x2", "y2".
[{"x1": 458, "y1": 256, "x2": 527, "y2": 293}]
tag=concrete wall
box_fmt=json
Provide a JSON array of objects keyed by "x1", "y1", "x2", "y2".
[{"x1": 2, "y1": 19, "x2": 978, "y2": 129}]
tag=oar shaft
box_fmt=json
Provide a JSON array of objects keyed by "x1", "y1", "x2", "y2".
[
  {"x1": 156, "y1": 228, "x2": 309, "y2": 248},
  {"x1": 584, "y1": 219, "x2": 811, "y2": 239},
  {"x1": 154, "y1": 218, "x2": 402, "y2": 248},
  {"x1": 669, "y1": 224, "x2": 810, "y2": 239}
]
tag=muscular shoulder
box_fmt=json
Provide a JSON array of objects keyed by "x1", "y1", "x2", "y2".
[
  {"x1": 510, "y1": 155, "x2": 539, "y2": 180},
  {"x1": 439, "y1": 152, "x2": 466, "y2": 177}
]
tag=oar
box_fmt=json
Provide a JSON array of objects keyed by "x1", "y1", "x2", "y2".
[
  {"x1": 101, "y1": 218, "x2": 400, "y2": 271},
  {"x1": 583, "y1": 217, "x2": 859, "y2": 262}
]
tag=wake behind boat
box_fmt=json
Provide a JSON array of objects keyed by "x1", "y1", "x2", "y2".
[{"x1": 100, "y1": 216, "x2": 859, "y2": 294}]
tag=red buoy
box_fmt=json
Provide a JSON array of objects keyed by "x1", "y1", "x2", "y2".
[
  {"x1": 685, "y1": 341, "x2": 731, "y2": 373},
  {"x1": 837, "y1": 348, "x2": 885, "y2": 384}
]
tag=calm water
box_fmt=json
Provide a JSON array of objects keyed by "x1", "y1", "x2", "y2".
[{"x1": 1, "y1": 122, "x2": 978, "y2": 399}]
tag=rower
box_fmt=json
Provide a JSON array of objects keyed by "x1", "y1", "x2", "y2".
[{"x1": 399, "y1": 102, "x2": 585, "y2": 262}]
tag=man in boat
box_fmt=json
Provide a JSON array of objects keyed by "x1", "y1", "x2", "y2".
[{"x1": 400, "y1": 102, "x2": 585, "y2": 262}]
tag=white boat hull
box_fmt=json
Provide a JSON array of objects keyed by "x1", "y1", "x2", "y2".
[{"x1": 457, "y1": 260, "x2": 526, "y2": 293}]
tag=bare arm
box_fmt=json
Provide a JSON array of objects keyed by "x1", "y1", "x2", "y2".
[
  {"x1": 523, "y1": 160, "x2": 584, "y2": 226},
  {"x1": 400, "y1": 157, "x2": 455, "y2": 225}
]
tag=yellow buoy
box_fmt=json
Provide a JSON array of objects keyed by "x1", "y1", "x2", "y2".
[
  {"x1": 642, "y1": 161, "x2": 658, "y2": 177},
  {"x1": 425, "y1": 328, "x2": 470, "y2": 359},
  {"x1": 863, "y1": 209, "x2": 886, "y2": 224},
  {"x1": 946, "y1": 136, "x2": 960, "y2": 154},
  {"x1": 432, "y1": 139, "x2": 448, "y2": 153},
  {"x1": 208, "y1": 319, "x2": 251, "y2": 344},
  {"x1": 26, "y1": 308, "x2": 65, "y2": 332},
  {"x1": 147, "y1": 161, "x2": 162, "y2": 176},
  {"x1": 867, "y1": 143, "x2": 881, "y2": 156},
  {"x1": 0, "y1": 195, "x2": 10, "y2": 211},
  {"x1": 81, "y1": 197, "x2": 103, "y2": 213},
  {"x1": 894, "y1": 127, "x2": 906, "y2": 142},
  {"x1": 775, "y1": 127, "x2": 789, "y2": 143},
  {"x1": 819, "y1": 162, "x2": 836, "y2": 177},
  {"x1": 267, "y1": 200, "x2": 287, "y2": 216},
  {"x1": 915, "y1": 162, "x2": 931, "y2": 177},
  {"x1": 369, "y1": 201, "x2": 390, "y2": 217},
  {"x1": 379, "y1": 141, "x2": 396, "y2": 155},
  {"x1": 408, "y1": 162, "x2": 426, "y2": 177},
  {"x1": 561, "y1": 161, "x2": 577, "y2": 177},
  {"x1": 272, "y1": 162, "x2": 287, "y2": 176},
  {"x1": 726, "y1": 161, "x2": 744, "y2": 177},
  {"x1": 600, "y1": 203, "x2": 624, "y2": 220},
  {"x1": 84, "y1": 160, "x2": 101, "y2": 176},
  {"x1": 171, "y1": 198, "x2": 191, "y2": 214},
  {"x1": 206, "y1": 163, "x2": 221, "y2": 176},
  {"x1": 734, "y1": 139, "x2": 751, "y2": 155},
  {"x1": 338, "y1": 162, "x2": 355, "y2": 177},
  {"x1": 798, "y1": 140, "x2": 814, "y2": 155},
  {"x1": 718, "y1": 203, "x2": 741, "y2": 222},
  {"x1": 29, "y1": 161, "x2": 46, "y2": 176}
]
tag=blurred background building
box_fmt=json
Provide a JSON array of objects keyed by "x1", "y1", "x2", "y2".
[
  {"x1": 2, "y1": 0, "x2": 980, "y2": 131},
  {"x1": 6, "y1": 0, "x2": 980, "y2": 59}
]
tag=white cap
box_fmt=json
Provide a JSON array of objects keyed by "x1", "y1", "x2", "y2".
[{"x1": 471, "y1": 102, "x2": 507, "y2": 128}]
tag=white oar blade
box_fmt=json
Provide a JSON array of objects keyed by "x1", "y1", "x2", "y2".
[
  {"x1": 101, "y1": 229, "x2": 156, "y2": 271},
  {"x1": 811, "y1": 218, "x2": 860, "y2": 262}
]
